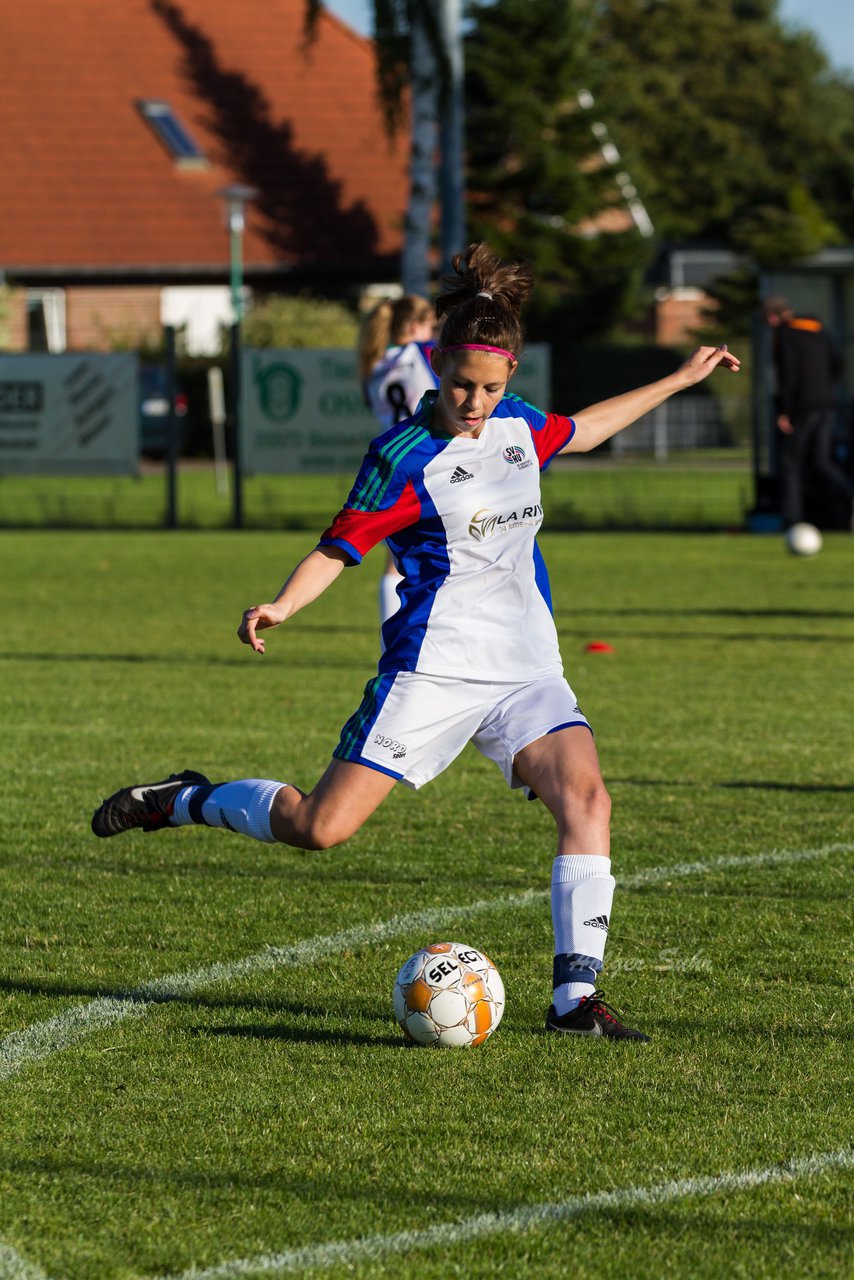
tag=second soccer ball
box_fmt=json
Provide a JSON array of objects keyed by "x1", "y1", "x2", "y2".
[{"x1": 785, "y1": 522, "x2": 823, "y2": 556}]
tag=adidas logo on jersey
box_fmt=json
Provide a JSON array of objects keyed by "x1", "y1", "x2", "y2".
[
  {"x1": 583, "y1": 914, "x2": 610, "y2": 931},
  {"x1": 450, "y1": 466, "x2": 474, "y2": 484}
]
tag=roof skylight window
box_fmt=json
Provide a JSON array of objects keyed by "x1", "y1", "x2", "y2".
[{"x1": 137, "y1": 100, "x2": 207, "y2": 166}]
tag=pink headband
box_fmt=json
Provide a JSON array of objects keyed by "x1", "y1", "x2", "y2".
[{"x1": 439, "y1": 343, "x2": 518, "y2": 362}]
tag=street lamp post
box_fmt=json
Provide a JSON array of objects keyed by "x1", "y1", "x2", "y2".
[
  {"x1": 218, "y1": 183, "x2": 257, "y2": 323},
  {"x1": 217, "y1": 184, "x2": 256, "y2": 528}
]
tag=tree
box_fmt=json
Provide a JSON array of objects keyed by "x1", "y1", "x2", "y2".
[
  {"x1": 306, "y1": 1, "x2": 465, "y2": 293},
  {"x1": 585, "y1": 0, "x2": 854, "y2": 259},
  {"x1": 464, "y1": 0, "x2": 653, "y2": 338},
  {"x1": 372, "y1": 1, "x2": 468, "y2": 290},
  {"x1": 241, "y1": 294, "x2": 359, "y2": 349}
]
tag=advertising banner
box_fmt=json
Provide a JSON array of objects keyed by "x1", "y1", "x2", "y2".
[
  {"x1": 240, "y1": 345, "x2": 551, "y2": 475},
  {"x1": 0, "y1": 354, "x2": 138, "y2": 474}
]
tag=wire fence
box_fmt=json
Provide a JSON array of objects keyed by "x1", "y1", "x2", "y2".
[
  {"x1": 0, "y1": 341, "x2": 758, "y2": 531},
  {"x1": 0, "y1": 451, "x2": 753, "y2": 534},
  {"x1": 611, "y1": 394, "x2": 749, "y2": 459}
]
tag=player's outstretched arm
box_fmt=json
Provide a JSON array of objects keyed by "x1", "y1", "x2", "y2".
[
  {"x1": 564, "y1": 344, "x2": 740, "y2": 454},
  {"x1": 238, "y1": 545, "x2": 351, "y2": 654}
]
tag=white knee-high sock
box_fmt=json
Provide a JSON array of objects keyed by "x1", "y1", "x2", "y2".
[
  {"x1": 551, "y1": 854, "x2": 615, "y2": 1015},
  {"x1": 171, "y1": 779, "x2": 285, "y2": 844}
]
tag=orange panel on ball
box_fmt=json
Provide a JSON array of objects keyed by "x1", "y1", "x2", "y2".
[{"x1": 404, "y1": 977, "x2": 433, "y2": 1013}]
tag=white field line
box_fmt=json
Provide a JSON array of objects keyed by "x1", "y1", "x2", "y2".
[
  {"x1": 0, "y1": 1242, "x2": 50, "y2": 1280},
  {"x1": 152, "y1": 1147, "x2": 854, "y2": 1280},
  {"x1": 1, "y1": 841, "x2": 851, "y2": 1084}
]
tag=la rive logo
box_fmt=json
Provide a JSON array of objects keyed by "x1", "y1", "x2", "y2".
[
  {"x1": 503, "y1": 444, "x2": 533, "y2": 470},
  {"x1": 468, "y1": 504, "x2": 543, "y2": 540}
]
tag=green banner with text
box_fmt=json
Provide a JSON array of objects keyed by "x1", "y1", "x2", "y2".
[{"x1": 240, "y1": 346, "x2": 550, "y2": 474}]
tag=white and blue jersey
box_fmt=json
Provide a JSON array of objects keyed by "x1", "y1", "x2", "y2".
[
  {"x1": 319, "y1": 391, "x2": 575, "y2": 684},
  {"x1": 363, "y1": 341, "x2": 439, "y2": 429}
]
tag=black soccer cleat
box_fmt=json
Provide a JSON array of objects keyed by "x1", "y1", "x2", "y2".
[
  {"x1": 91, "y1": 770, "x2": 210, "y2": 837},
  {"x1": 545, "y1": 990, "x2": 650, "y2": 1041}
]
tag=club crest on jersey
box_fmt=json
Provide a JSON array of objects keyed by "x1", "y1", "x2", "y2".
[
  {"x1": 468, "y1": 504, "x2": 543, "y2": 540},
  {"x1": 502, "y1": 443, "x2": 534, "y2": 470}
]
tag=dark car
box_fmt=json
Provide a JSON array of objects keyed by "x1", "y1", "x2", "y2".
[{"x1": 140, "y1": 364, "x2": 188, "y2": 457}]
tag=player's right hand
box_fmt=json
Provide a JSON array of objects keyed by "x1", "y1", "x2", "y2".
[{"x1": 237, "y1": 603, "x2": 285, "y2": 653}]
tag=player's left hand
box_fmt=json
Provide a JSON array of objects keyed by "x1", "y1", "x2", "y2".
[{"x1": 678, "y1": 344, "x2": 741, "y2": 386}]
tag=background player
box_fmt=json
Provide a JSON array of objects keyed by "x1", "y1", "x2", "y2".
[{"x1": 357, "y1": 295, "x2": 439, "y2": 629}]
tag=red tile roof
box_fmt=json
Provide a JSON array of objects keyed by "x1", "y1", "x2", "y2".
[{"x1": 0, "y1": 0, "x2": 409, "y2": 276}]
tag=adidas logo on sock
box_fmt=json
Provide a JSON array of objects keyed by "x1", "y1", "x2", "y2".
[
  {"x1": 450, "y1": 466, "x2": 474, "y2": 483},
  {"x1": 583, "y1": 914, "x2": 610, "y2": 930}
]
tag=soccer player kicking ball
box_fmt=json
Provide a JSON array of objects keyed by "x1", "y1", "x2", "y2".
[{"x1": 93, "y1": 243, "x2": 739, "y2": 1042}]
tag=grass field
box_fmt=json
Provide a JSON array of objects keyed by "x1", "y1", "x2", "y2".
[
  {"x1": 0, "y1": 453, "x2": 752, "y2": 532},
  {"x1": 0, "y1": 525, "x2": 852, "y2": 1279}
]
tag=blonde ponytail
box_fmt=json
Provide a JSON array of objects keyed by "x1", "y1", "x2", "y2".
[{"x1": 357, "y1": 300, "x2": 395, "y2": 381}]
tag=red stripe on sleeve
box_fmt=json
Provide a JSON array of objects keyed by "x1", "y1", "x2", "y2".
[
  {"x1": 319, "y1": 480, "x2": 422, "y2": 562},
  {"x1": 531, "y1": 412, "x2": 575, "y2": 466}
]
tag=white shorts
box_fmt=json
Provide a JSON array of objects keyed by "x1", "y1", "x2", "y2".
[{"x1": 333, "y1": 671, "x2": 591, "y2": 790}]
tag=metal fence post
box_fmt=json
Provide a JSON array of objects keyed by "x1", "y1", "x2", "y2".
[
  {"x1": 164, "y1": 324, "x2": 178, "y2": 529},
  {"x1": 653, "y1": 404, "x2": 668, "y2": 462},
  {"x1": 230, "y1": 321, "x2": 243, "y2": 529}
]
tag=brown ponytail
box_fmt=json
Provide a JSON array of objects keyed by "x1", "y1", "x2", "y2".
[{"x1": 434, "y1": 243, "x2": 534, "y2": 358}]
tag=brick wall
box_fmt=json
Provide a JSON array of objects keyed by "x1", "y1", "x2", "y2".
[
  {"x1": 655, "y1": 287, "x2": 716, "y2": 346},
  {"x1": 0, "y1": 288, "x2": 27, "y2": 351},
  {"x1": 66, "y1": 285, "x2": 162, "y2": 351}
]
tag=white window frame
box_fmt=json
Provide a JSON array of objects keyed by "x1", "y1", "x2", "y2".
[{"x1": 27, "y1": 288, "x2": 67, "y2": 353}]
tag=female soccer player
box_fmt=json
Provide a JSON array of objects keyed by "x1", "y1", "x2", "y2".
[
  {"x1": 358, "y1": 293, "x2": 439, "y2": 627},
  {"x1": 93, "y1": 244, "x2": 740, "y2": 1041}
]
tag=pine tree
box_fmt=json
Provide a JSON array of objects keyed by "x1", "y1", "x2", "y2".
[{"x1": 465, "y1": 0, "x2": 652, "y2": 338}]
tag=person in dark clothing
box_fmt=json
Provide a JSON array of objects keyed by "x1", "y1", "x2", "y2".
[{"x1": 763, "y1": 296, "x2": 853, "y2": 530}]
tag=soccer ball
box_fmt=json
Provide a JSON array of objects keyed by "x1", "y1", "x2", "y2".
[
  {"x1": 393, "y1": 942, "x2": 505, "y2": 1047},
  {"x1": 785, "y1": 522, "x2": 823, "y2": 556}
]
